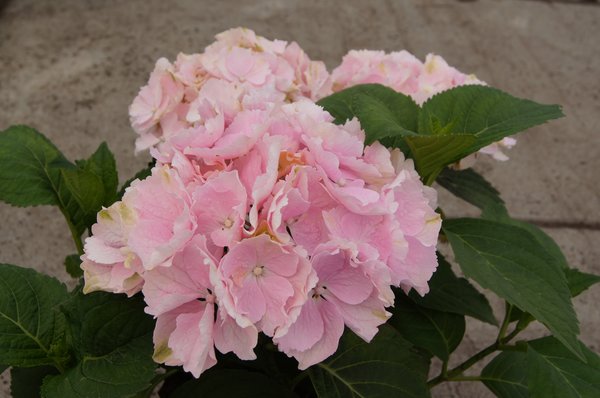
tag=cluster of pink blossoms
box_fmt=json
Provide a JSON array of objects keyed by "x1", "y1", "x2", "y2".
[{"x1": 82, "y1": 29, "x2": 459, "y2": 377}]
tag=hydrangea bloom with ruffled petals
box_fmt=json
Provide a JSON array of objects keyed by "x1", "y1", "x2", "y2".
[{"x1": 84, "y1": 29, "x2": 443, "y2": 377}]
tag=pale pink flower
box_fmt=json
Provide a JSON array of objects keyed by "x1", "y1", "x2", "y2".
[
  {"x1": 275, "y1": 248, "x2": 390, "y2": 369},
  {"x1": 266, "y1": 169, "x2": 312, "y2": 245},
  {"x1": 281, "y1": 166, "x2": 338, "y2": 255},
  {"x1": 184, "y1": 109, "x2": 268, "y2": 162},
  {"x1": 413, "y1": 53, "x2": 485, "y2": 105},
  {"x1": 321, "y1": 206, "x2": 393, "y2": 264},
  {"x1": 81, "y1": 202, "x2": 143, "y2": 296},
  {"x1": 274, "y1": 297, "x2": 344, "y2": 370},
  {"x1": 130, "y1": 58, "x2": 184, "y2": 152},
  {"x1": 330, "y1": 50, "x2": 421, "y2": 94},
  {"x1": 386, "y1": 150, "x2": 442, "y2": 294},
  {"x1": 478, "y1": 137, "x2": 517, "y2": 161},
  {"x1": 126, "y1": 165, "x2": 195, "y2": 270},
  {"x1": 146, "y1": 235, "x2": 257, "y2": 377},
  {"x1": 283, "y1": 42, "x2": 332, "y2": 100},
  {"x1": 202, "y1": 28, "x2": 298, "y2": 95},
  {"x1": 190, "y1": 170, "x2": 247, "y2": 248},
  {"x1": 173, "y1": 53, "x2": 208, "y2": 93},
  {"x1": 452, "y1": 137, "x2": 517, "y2": 170},
  {"x1": 213, "y1": 234, "x2": 317, "y2": 338}
]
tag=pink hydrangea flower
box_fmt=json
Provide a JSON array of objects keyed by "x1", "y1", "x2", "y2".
[
  {"x1": 85, "y1": 30, "x2": 449, "y2": 377},
  {"x1": 274, "y1": 248, "x2": 390, "y2": 369},
  {"x1": 145, "y1": 235, "x2": 257, "y2": 377},
  {"x1": 190, "y1": 170, "x2": 247, "y2": 249},
  {"x1": 213, "y1": 234, "x2": 317, "y2": 338},
  {"x1": 81, "y1": 201, "x2": 143, "y2": 296},
  {"x1": 129, "y1": 58, "x2": 185, "y2": 152},
  {"x1": 125, "y1": 165, "x2": 195, "y2": 270},
  {"x1": 330, "y1": 50, "x2": 422, "y2": 95}
]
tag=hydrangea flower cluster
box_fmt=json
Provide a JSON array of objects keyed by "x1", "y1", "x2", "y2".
[{"x1": 82, "y1": 28, "x2": 446, "y2": 377}]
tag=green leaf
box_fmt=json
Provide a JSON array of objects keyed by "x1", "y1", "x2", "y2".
[
  {"x1": 404, "y1": 134, "x2": 476, "y2": 184},
  {"x1": 481, "y1": 351, "x2": 529, "y2": 398},
  {"x1": 11, "y1": 366, "x2": 59, "y2": 398},
  {"x1": 436, "y1": 167, "x2": 507, "y2": 216},
  {"x1": 409, "y1": 255, "x2": 497, "y2": 325},
  {"x1": 41, "y1": 291, "x2": 157, "y2": 398},
  {"x1": 63, "y1": 255, "x2": 83, "y2": 279},
  {"x1": 0, "y1": 125, "x2": 71, "y2": 207},
  {"x1": 491, "y1": 217, "x2": 568, "y2": 268},
  {"x1": 564, "y1": 268, "x2": 600, "y2": 297},
  {"x1": 81, "y1": 142, "x2": 118, "y2": 206},
  {"x1": 419, "y1": 85, "x2": 564, "y2": 154},
  {"x1": 527, "y1": 336, "x2": 600, "y2": 398},
  {"x1": 0, "y1": 126, "x2": 112, "y2": 236},
  {"x1": 482, "y1": 337, "x2": 600, "y2": 398},
  {"x1": 389, "y1": 295, "x2": 465, "y2": 361},
  {"x1": 350, "y1": 87, "x2": 419, "y2": 144},
  {"x1": 0, "y1": 364, "x2": 7, "y2": 374},
  {"x1": 170, "y1": 369, "x2": 296, "y2": 398},
  {"x1": 308, "y1": 325, "x2": 430, "y2": 398},
  {"x1": 117, "y1": 162, "x2": 154, "y2": 200},
  {"x1": 317, "y1": 84, "x2": 419, "y2": 144},
  {"x1": 443, "y1": 218, "x2": 582, "y2": 359},
  {"x1": 0, "y1": 264, "x2": 70, "y2": 368},
  {"x1": 60, "y1": 168, "x2": 104, "y2": 228},
  {"x1": 482, "y1": 216, "x2": 599, "y2": 298},
  {"x1": 318, "y1": 85, "x2": 563, "y2": 184},
  {"x1": 62, "y1": 143, "x2": 118, "y2": 231}
]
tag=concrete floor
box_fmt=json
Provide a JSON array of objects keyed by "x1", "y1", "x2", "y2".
[{"x1": 0, "y1": 0, "x2": 598, "y2": 397}]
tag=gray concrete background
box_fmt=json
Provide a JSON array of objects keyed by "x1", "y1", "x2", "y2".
[{"x1": 0, "y1": 0, "x2": 598, "y2": 396}]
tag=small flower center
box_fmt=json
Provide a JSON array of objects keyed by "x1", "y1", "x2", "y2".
[
  {"x1": 252, "y1": 265, "x2": 264, "y2": 277},
  {"x1": 312, "y1": 284, "x2": 327, "y2": 299},
  {"x1": 223, "y1": 218, "x2": 234, "y2": 228}
]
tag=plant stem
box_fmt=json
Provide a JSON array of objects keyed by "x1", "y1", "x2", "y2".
[
  {"x1": 427, "y1": 305, "x2": 526, "y2": 388},
  {"x1": 428, "y1": 341, "x2": 499, "y2": 387}
]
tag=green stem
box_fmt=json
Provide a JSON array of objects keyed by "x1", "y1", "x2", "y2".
[
  {"x1": 428, "y1": 341, "x2": 499, "y2": 387},
  {"x1": 498, "y1": 344, "x2": 525, "y2": 352},
  {"x1": 427, "y1": 306, "x2": 526, "y2": 388}
]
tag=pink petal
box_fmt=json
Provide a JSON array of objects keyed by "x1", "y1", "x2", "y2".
[
  {"x1": 275, "y1": 298, "x2": 324, "y2": 352},
  {"x1": 327, "y1": 293, "x2": 390, "y2": 342},
  {"x1": 213, "y1": 310, "x2": 258, "y2": 360},
  {"x1": 169, "y1": 302, "x2": 218, "y2": 378},
  {"x1": 236, "y1": 277, "x2": 267, "y2": 324}
]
